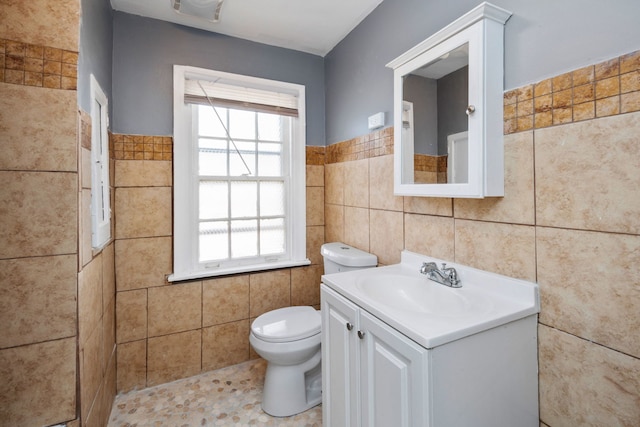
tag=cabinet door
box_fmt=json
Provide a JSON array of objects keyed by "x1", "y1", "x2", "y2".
[
  {"x1": 359, "y1": 310, "x2": 430, "y2": 427},
  {"x1": 321, "y1": 285, "x2": 360, "y2": 427}
]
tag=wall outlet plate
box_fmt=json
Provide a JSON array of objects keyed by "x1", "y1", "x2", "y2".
[{"x1": 368, "y1": 112, "x2": 385, "y2": 129}]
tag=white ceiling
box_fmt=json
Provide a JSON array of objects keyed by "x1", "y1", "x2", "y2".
[{"x1": 110, "y1": 0, "x2": 385, "y2": 56}]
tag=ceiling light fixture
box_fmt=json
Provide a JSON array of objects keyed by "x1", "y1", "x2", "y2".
[{"x1": 172, "y1": 0, "x2": 225, "y2": 23}]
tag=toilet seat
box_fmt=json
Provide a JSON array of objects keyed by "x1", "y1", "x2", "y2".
[{"x1": 251, "y1": 306, "x2": 320, "y2": 343}]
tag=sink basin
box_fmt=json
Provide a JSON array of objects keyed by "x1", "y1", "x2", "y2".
[
  {"x1": 321, "y1": 250, "x2": 540, "y2": 349},
  {"x1": 355, "y1": 274, "x2": 473, "y2": 316}
]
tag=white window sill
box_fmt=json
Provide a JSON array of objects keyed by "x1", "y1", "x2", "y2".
[{"x1": 168, "y1": 258, "x2": 311, "y2": 283}]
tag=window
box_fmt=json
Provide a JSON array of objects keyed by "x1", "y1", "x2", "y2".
[
  {"x1": 90, "y1": 75, "x2": 111, "y2": 249},
  {"x1": 171, "y1": 66, "x2": 309, "y2": 281}
]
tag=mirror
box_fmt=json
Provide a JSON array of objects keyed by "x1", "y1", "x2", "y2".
[
  {"x1": 402, "y1": 43, "x2": 469, "y2": 184},
  {"x1": 387, "y1": 2, "x2": 511, "y2": 198}
]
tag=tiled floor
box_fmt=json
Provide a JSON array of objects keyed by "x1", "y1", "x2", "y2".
[{"x1": 108, "y1": 359, "x2": 322, "y2": 426}]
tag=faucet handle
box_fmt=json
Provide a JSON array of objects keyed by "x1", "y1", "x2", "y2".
[{"x1": 441, "y1": 263, "x2": 447, "y2": 270}]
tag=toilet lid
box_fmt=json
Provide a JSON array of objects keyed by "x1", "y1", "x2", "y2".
[{"x1": 251, "y1": 306, "x2": 321, "y2": 343}]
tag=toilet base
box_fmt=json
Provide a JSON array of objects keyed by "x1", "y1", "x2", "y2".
[{"x1": 261, "y1": 351, "x2": 322, "y2": 417}]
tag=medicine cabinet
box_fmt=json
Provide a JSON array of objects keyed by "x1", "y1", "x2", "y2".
[{"x1": 386, "y1": 2, "x2": 512, "y2": 198}]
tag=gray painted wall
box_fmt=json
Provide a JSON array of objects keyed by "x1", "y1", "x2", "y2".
[
  {"x1": 112, "y1": 12, "x2": 326, "y2": 145},
  {"x1": 78, "y1": 0, "x2": 113, "y2": 115},
  {"x1": 403, "y1": 75, "x2": 437, "y2": 155},
  {"x1": 403, "y1": 66, "x2": 468, "y2": 155},
  {"x1": 325, "y1": 0, "x2": 640, "y2": 144},
  {"x1": 437, "y1": 66, "x2": 468, "y2": 155}
]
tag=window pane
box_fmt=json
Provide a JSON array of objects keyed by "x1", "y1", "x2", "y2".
[
  {"x1": 229, "y1": 141, "x2": 255, "y2": 176},
  {"x1": 198, "y1": 106, "x2": 227, "y2": 138},
  {"x1": 260, "y1": 181, "x2": 285, "y2": 216},
  {"x1": 230, "y1": 181, "x2": 257, "y2": 218},
  {"x1": 229, "y1": 109, "x2": 255, "y2": 140},
  {"x1": 200, "y1": 221, "x2": 228, "y2": 262},
  {"x1": 258, "y1": 113, "x2": 282, "y2": 141},
  {"x1": 260, "y1": 218, "x2": 285, "y2": 255},
  {"x1": 199, "y1": 181, "x2": 228, "y2": 220},
  {"x1": 199, "y1": 139, "x2": 227, "y2": 176},
  {"x1": 257, "y1": 143, "x2": 282, "y2": 176},
  {"x1": 231, "y1": 219, "x2": 258, "y2": 258}
]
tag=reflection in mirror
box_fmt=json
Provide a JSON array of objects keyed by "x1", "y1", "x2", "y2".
[{"x1": 402, "y1": 43, "x2": 469, "y2": 184}]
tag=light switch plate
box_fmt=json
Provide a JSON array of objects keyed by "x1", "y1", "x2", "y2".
[{"x1": 368, "y1": 112, "x2": 385, "y2": 129}]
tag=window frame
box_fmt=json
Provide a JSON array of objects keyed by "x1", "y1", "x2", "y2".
[
  {"x1": 170, "y1": 65, "x2": 309, "y2": 282},
  {"x1": 90, "y1": 74, "x2": 111, "y2": 250}
]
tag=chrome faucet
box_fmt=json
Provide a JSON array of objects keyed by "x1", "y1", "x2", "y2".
[{"x1": 420, "y1": 262, "x2": 462, "y2": 288}]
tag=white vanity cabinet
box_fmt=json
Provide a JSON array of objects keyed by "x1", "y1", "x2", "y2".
[
  {"x1": 359, "y1": 307, "x2": 429, "y2": 427},
  {"x1": 322, "y1": 285, "x2": 428, "y2": 427},
  {"x1": 321, "y1": 281, "x2": 539, "y2": 427},
  {"x1": 321, "y1": 285, "x2": 360, "y2": 427}
]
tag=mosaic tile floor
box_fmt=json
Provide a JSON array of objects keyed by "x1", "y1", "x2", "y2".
[{"x1": 108, "y1": 359, "x2": 322, "y2": 426}]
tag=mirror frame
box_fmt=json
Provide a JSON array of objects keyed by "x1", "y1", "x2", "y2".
[{"x1": 387, "y1": 2, "x2": 512, "y2": 198}]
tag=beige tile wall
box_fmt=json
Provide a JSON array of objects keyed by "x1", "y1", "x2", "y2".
[
  {"x1": 504, "y1": 50, "x2": 640, "y2": 133},
  {"x1": 114, "y1": 144, "x2": 325, "y2": 392},
  {"x1": 325, "y1": 50, "x2": 640, "y2": 426},
  {"x1": 414, "y1": 153, "x2": 448, "y2": 183},
  {"x1": 0, "y1": 2, "x2": 79, "y2": 53},
  {"x1": 77, "y1": 112, "x2": 117, "y2": 427},
  {"x1": 325, "y1": 127, "x2": 393, "y2": 163},
  {"x1": 0, "y1": 38, "x2": 79, "y2": 90},
  {"x1": 111, "y1": 134, "x2": 173, "y2": 160},
  {"x1": 0, "y1": 84, "x2": 77, "y2": 171},
  {"x1": 0, "y1": 338, "x2": 77, "y2": 426},
  {"x1": 0, "y1": 2, "x2": 115, "y2": 426}
]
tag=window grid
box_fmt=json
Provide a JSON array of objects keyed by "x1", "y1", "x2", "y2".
[{"x1": 196, "y1": 105, "x2": 289, "y2": 264}]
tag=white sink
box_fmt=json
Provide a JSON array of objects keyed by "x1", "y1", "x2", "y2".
[
  {"x1": 321, "y1": 250, "x2": 540, "y2": 349},
  {"x1": 355, "y1": 274, "x2": 475, "y2": 316}
]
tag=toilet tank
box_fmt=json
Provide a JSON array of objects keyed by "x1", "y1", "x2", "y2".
[{"x1": 321, "y1": 242, "x2": 377, "y2": 274}]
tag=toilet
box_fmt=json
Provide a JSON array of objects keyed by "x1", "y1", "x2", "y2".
[
  {"x1": 320, "y1": 242, "x2": 378, "y2": 274},
  {"x1": 249, "y1": 242, "x2": 377, "y2": 417}
]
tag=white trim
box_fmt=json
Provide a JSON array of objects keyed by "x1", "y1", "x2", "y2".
[
  {"x1": 400, "y1": 101, "x2": 414, "y2": 183},
  {"x1": 447, "y1": 131, "x2": 469, "y2": 184},
  {"x1": 89, "y1": 74, "x2": 111, "y2": 249},
  {"x1": 168, "y1": 259, "x2": 310, "y2": 282},
  {"x1": 173, "y1": 65, "x2": 307, "y2": 280}
]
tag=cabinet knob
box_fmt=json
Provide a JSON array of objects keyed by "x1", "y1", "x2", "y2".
[
  {"x1": 466, "y1": 105, "x2": 476, "y2": 115},
  {"x1": 346, "y1": 322, "x2": 353, "y2": 331},
  {"x1": 357, "y1": 330, "x2": 365, "y2": 339}
]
